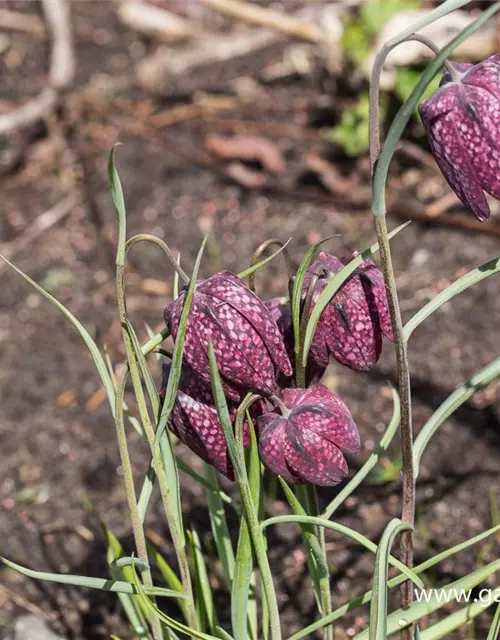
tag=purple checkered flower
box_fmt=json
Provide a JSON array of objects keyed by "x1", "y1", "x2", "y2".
[
  {"x1": 258, "y1": 384, "x2": 360, "y2": 486},
  {"x1": 419, "y1": 55, "x2": 500, "y2": 222},
  {"x1": 164, "y1": 271, "x2": 293, "y2": 401},
  {"x1": 160, "y1": 364, "x2": 263, "y2": 479},
  {"x1": 303, "y1": 252, "x2": 393, "y2": 371}
]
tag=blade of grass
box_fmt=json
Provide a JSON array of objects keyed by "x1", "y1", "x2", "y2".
[
  {"x1": 354, "y1": 559, "x2": 500, "y2": 639},
  {"x1": 404, "y1": 257, "x2": 500, "y2": 341},
  {"x1": 188, "y1": 529, "x2": 218, "y2": 633},
  {"x1": 369, "y1": 519, "x2": 411, "y2": 640},
  {"x1": 208, "y1": 345, "x2": 282, "y2": 640},
  {"x1": 413, "y1": 356, "x2": 500, "y2": 475},
  {"x1": 0, "y1": 255, "x2": 115, "y2": 413},
  {"x1": 238, "y1": 238, "x2": 292, "y2": 280},
  {"x1": 302, "y1": 222, "x2": 410, "y2": 366},
  {"x1": 419, "y1": 599, "x2": 498, "y2": 640},
  {"x1": 323, "y1": 386, "x2": 400, "y2": 519},
  {"x1": 288, "y1": 522, "x2": 500, "y2": 640},
  {"x1": 261, "y1": 515, "x2": 422, "y2": 589},
  {"x1": 1, "y1": 558, "x2": 185, "y2": 598},
  {"x1": 204, "y1": 464, "x2": 235, "y2": 590},
  {"x1": 487, "y1": 601, "x2": 500, "y2": 640}
]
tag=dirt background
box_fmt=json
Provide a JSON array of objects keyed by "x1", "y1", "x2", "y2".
[{"x1": 1, "y1": 1, "x2": 500, "y2": 639}]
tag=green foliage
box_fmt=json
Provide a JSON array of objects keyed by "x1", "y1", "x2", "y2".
[{"x1": 327, "y1": 93, "x2": 372, "y2": 157}]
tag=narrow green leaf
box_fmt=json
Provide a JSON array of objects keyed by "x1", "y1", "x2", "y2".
[
  {"x1": 105, "y1": 525, "x2": 150, "y2": 638},
  {"x1": 414, "y1": 356, "x2": 500, "y2": 475},
  {"x1": 245, "y1": 416, "x2": 261, "y2": 640},
  {"x1": 188, "y1": 529, "x2": 217, "y2": 633},
  {"x1": 215, "y1": 627, "x2": 235, "y2": 640},
  {"x1": 129, "y1": 561, "x2": 222, "y2": 640},
  {"x1": 179, "y1": 458, "x2": 236, "y2": 510},
  {"x1": 0, "y1": 255, "x2": 115, "y2": 414},
  {"x1": 1, "y1": 557, "x2": 185, "y2": 598},
  {"x1": 142, "y1": 327, "x2": 171, "y2": 358},
  {"x1": 323, "y1": 386, "x2": 400, "y2": 519},
  {"x1": 261, "y1": 515, "x2": 423, "y2": 589},
  {"x1": 369, "y1": 519, "x2": 410, "y2": 640},
  {"x1": 302, "y1": 222, "x2": 409, "y2": 365},
  {"x1": 487, "y1": 601, "x2": 500, "y2": 640},
  {"x1": 146, "y1": 542, "x2": 186, "y2": 621},
  {"x1": 419, "y1": 598, "x2": 497, "y2": 640},
  {"x1": 108, "y1": 144, "x2": 126, "y2": 266},
  {"x1": 355, "y1": 559, "x2": 500, "y2": 639},
  {"x1": 238, "y1": 238, "x2": 292, "y2": 280},
  {"x1": 204, "y1": 464, "x2": 235, "y2": 589},
  {"x1": 291, "y1": 235, "x2": 338, "y2": 358},
  {"x1": 404, "y1": 257, "x2": 500, "y2": 341},
  {"x1": 289, "y1": 522, "x2": 500, "y2": 640}
]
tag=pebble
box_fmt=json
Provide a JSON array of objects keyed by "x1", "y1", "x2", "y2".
[{"x1": 14, "y1": 615, "x2": 66, "y2": 640}]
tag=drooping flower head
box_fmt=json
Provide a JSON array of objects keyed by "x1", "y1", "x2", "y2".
[
  {"x1": 303, "y1": 252, "x2": 393, "y2": 372},
  {"x1": 419, "y1": 55, "x2": 500, "y2": 222},
  {"x1": 258, "y1": 384, "x2": 360, "y2": 487},
  {"x1": 164, "y1": 271, "x2": 293, "y2": 401},
  {"x1": 160, "y1": 364, "x2": 263, "y2": 479}
]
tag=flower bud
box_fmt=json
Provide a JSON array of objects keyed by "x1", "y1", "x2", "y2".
[
  {"x1": 419, "y1": 55, "x2": 500, "y2": 222},
  {"x1": 258, "y1": 384, "x2": 360, "y2": 487}
]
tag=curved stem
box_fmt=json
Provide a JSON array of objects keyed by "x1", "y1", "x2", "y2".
[
  {"x1": 248, "y1": 238, "x2": 293, "y2": 294},
  {"x1": 369, "y1": 33, "x2": 455, "y2": 172},
  {"x1": 269, "y1": 394, "x2": 290, "y2": 418},
  {"x1": 126, "y1": 233, "x2": 190, "y2": 285}
]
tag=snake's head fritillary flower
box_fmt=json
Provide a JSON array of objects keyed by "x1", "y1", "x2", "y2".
[
  {"x1": 258, "y1": 384, "x2": 360, "y2": 487},
  {"x1": 303, "y1": 252, "x2": 393, "y2": 371},
  {"x1": 164, "y1": 271, "x2": 292, "y2": 401},
  {"x1": 160, "y1": 364, "x2": 263, "y2": 479},
  {"x1": 419, "y1": 55, "x2": 500, "y2": 222}
]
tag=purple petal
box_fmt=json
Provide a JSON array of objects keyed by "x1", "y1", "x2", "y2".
[
  {"x1": 462, "y1": 54, "x2": 500, "y2": 101},
  {"x1": 258, "y1": 414, "x2": 301, "y2": 483},
  {"x1": 204, "y1": 272, "x2": 293, "y2": 377},
  {"x1": 284, "y1": 422, "x2": 348, "y2": 487},
  {"x1": 176, "y1": 391, "x2": 233, "y2": 477}
]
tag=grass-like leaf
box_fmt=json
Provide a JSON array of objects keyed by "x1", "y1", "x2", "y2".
[
  {"x1": 354, "y1": 559, "x2": 500, "y2": 639},
  {"x1": 188, "y1": 529, "x2": 218, "y2": 633},
  {"x1": 0, "y1": 255, "x2": 116, "y2": 415},
  {"x1": 302, "y1": 222, "x2": 410, "y2": 366},
  {"x1": 487, "y1": 601, "x2": 500, "y2": 640},
  {"x1": 323, "y1": 386, "x2": 400, "y2": 519},
  {"x1": 289, "y1": 522, "x2": 500, "y2": 640},
  {"x1": 238, "y1": 238, "x2": 292, "y2": 280},
  {"x1": 368, "y1": 519, "x2": 411, "y2": 640},
  {"x1": 1, "y1": 557, "x2": 185, "y2": 598},
  {"x1": 108, "y1": 144, "x2": 127, "y2": 266},
  {"x1": 404, "y1": 256, "x2": 500, "y2": 340},
  {"x1": 204, "y1": 464, "x2": 235, "y2": 590},
  {"x1": 261, "y1": 515, "x2": 422, "y2": 589},
  {"x1": 413, "y1": 356, "x2": 500, "y2": 474},
  {"x1": 291, "y1": 235, "x2": 338, "y2": 359}
]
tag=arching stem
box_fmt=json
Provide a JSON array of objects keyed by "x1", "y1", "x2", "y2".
[
  {"x1": 125, "y1": 233, "x2": 190, "y2": 285},
  {"x1": 248, "y1": 238, "x2": 294, "y2": 294}
]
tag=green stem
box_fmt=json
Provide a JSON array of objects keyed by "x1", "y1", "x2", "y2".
[
  {"x1": 114, "y1": 368, "x2": 162, "y2": 640},
  {"x1": 116, "y1": 263, "x2": 197, "y2": 631},
  {"x1": 125, "y1": 233, "x2": 190, "y2": 284}
]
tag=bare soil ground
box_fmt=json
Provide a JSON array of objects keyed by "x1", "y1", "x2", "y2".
[{"x1": 1, "y1": 2, "x2": 500, "y2": 639}]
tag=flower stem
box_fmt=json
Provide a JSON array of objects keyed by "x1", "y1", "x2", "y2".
[
  {"x1": 114, "y1": 368, "x2": 163, "y2": 640},
  {"x1": 248, "y1": 238, "x2": 294, "y2": 294},
  {"x1": 125, "y1": 233, "x2": 190, "y2": 285}
]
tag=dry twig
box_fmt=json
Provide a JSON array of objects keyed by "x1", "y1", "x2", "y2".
[
  {"x1": 200, "y1": 0, "x2": 322, "y2": 42},
  {"x1": 0, "y1": 194, "x2": 78, "y2": 273},
  {"x1": 0, "y1": 9, "x2": 45, "y2": 36},
  {"x1": 117, "y1": 1, "x2": 194, "y2": 42},
  {"x1": 42, "y1": 0, "x2": 75, "y2": 89}
]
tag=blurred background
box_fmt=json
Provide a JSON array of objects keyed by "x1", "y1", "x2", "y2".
[{"x1": 1, "y1": 1, "x2": 500, "y2": 638}]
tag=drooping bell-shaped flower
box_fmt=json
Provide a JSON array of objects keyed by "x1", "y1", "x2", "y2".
[
  {"x1": 160, "y1": 364, "x2": 263, "y2": 479},
  {"x1": 419, "y1": 55, "x2": 500, "y2": 222},
  {"x1": 164, "y1": 271, "x2": 293, "y2": 401},
  {"x1": 258, "y1": 384, "x2": 360, "y2": 487},
  {"x1": 303, "y1": 252, "x2": 393, "y2": 371},
  {"x1": 263, "y1": 297, "x2": 326, "y2": 387}
]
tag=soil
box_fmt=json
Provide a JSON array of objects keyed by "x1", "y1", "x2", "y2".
[{"x1": 1, "y1": 2, "x2": 500, "y2": 639}]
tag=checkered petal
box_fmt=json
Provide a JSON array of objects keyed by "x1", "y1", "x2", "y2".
[
  {"x1": 419, "y1": 55, "x2": 500, "y2": 222},
  {"x1": 258, "y1": 413, "x2": 302, "y2": 484}
]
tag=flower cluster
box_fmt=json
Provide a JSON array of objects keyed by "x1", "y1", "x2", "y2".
[{"x1": 161, "y1": 254, "x2": 393, "y2": 486}]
